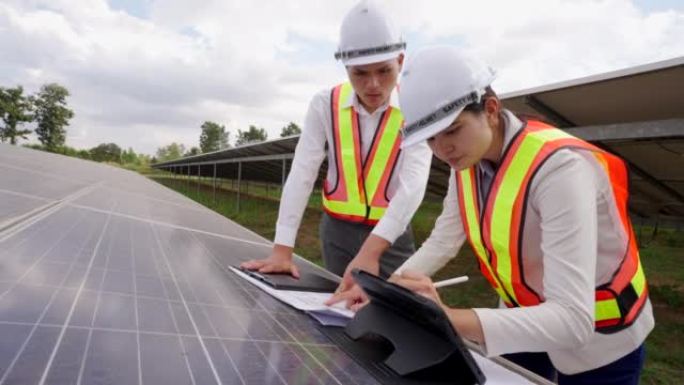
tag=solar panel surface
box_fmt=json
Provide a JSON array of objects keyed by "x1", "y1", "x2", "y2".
[{"x1": 0, "y1": 143, "x2": 380, "y2": 385}]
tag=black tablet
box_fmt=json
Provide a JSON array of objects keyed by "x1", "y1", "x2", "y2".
[
  {"x1": 350, "y1": 269, "x2": 486, "y2": 384},
  {"x1": 352, "y1": 269, "x2": 446, "y2": 331},
  {"x1": 237, "y1": 266, "x2": 339, "y2": 292}
]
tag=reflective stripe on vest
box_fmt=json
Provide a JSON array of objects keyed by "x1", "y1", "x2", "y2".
[
  {"x1": 322, "y1": 82, "x2": 403, "y2": 225},
  {"x1": 456, "y1": 120, "x2": 648, "y2": 334}
]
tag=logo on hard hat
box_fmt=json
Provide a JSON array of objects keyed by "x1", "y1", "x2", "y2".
[{"x1": 402, "y1": 91, "x2": 480, "y2": 138}]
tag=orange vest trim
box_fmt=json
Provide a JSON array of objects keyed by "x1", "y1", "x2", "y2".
[
  {"x1": 456, "y1": 120, "x2": 648, "y2": 334},
  {"x1": 322, "y1": 82, "x2": 403, "y2": 225}
]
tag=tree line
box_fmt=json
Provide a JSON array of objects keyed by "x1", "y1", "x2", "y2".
[
  {"x1": 1, "y1": 83, "x2": 150, "y2": 168},
  {"x1": 2, "y1": 82, "x2": 302, "y2": 166},
  {"x1": 154, "y1": 121, "x2": 301, "y2": 163},
  {"x1": 0, "y1": 83, "x2": 73, "y2": 150}
]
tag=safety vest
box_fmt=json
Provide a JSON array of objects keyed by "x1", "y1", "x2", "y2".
[
  {"x1": 322, "y1": 82, "x2": 403, "y2": 225},
  {"x1": 455, "y1": 120, "x2": 648, "y2": 334}
]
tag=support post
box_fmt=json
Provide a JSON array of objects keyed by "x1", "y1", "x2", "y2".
[
  {"x1": 282, "y1": 158, "x2": 287, "y2": 186},
  {"x1": 213, "y1": 163, "x2": 217, "y2": 204},
  {"x1": 237, "y1": 162, "x2": 242, "y2": 212}
]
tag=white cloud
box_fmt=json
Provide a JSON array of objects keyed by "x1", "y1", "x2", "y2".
[
  {"x1": 0, "y1": 0, "x2": 682, "y2": 155},
  {"x1": 394, "y1": 0, "x2": 684, "y2": 91}
]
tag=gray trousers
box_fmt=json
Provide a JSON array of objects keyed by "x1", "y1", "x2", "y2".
[{"x1": 319, "y1": 213, "x2": 416, "y2": 278}]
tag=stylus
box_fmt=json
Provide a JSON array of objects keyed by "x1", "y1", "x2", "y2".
[{"x1": 433, "y1": 275, "x2": 469, "y2": 289}]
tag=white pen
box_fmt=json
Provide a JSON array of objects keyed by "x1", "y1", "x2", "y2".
[{"x1": 433, "y1": 275, "x2": 469, "y2": 289}]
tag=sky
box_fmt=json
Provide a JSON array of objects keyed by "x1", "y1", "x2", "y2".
[{"x1": 1, "y1": 0, "x2": 683, "y2": 156}]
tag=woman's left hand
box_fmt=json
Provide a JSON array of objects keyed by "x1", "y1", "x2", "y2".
[{"x1": 391, "y1": 269, "x2": 445, "y2": 309}]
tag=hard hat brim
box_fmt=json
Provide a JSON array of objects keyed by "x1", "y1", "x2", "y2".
[
  {"x1": 341, "y1": 50, "x2": 404, "y2": 66},
  {"x1": 400, "y1": 105, "x2": 465, "y2": 149}
]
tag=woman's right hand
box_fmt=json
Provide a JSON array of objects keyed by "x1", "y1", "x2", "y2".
[{"x1": 240, "y1": 244, "x2": 300, "y2": 278}]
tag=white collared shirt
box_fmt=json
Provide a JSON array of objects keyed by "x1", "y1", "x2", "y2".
[
  {"x1": 397, "y1": 110, "x2": 654, "y2": 374},
  {"x1": 274, "y1": 86, "x2": 432, "y2": 246}
]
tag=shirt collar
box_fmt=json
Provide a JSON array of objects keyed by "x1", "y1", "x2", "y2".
[
  {"x1": 341, "y1": 85, "x2": 400, "y2": 116},
  {"x1": 500, "y1": 109, "x2": 523, "y2": 157},
  {"x1": 479, "y1": 109, "x2": 523, "y2": 174}
]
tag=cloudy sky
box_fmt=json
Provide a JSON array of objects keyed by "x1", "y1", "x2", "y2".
[{"x1": 1, "y1": 0, "x2": 683, "y2": 155}]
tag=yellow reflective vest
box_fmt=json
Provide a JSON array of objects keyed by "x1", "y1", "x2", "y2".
[
  {"x1": 456, "y1": 120, "x2": 648, "y2": 334},
  {"x1": 322, "y1": 82, "x2": 403, "y2": 225}
]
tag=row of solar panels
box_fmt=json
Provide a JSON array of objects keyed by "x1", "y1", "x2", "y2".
[
  {"x1": 2, "y1": 139, "x2": 554, "y2": 384},
  {"x1": 0, "y1": 142, "x2": 382, "y2": 385},
  {"x1": 154, "y1": 57, "x2": 684, "y2": 221}
]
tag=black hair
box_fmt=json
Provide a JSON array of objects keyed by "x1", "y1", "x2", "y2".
[
  {"x1": 462, "y1": 86, "x2": 551, "y2": 124},
  {"x1": 463, "y1": 86, "x2": 498, "y2": 113}
]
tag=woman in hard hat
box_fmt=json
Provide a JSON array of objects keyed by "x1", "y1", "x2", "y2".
[
  {"x1": 241, "y1": 1, "x2": 431, "y2": 285},
  {"x1": 388, "y1": 46, "x2": 654, "y2": 384}
]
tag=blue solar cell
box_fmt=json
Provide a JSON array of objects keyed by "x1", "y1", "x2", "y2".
[
  {"x1": 43, "y1": 328, "x2": 89, "y2": 384},
  {"x1": 2, "y1": 326, "x2": 60, "y2": 385},
  {"x1": 0, "y1": 324, "x2": 33, "y2": 380},
  {"x1": 0, "y1": 285, "x2": 54, "y2": 323},
  {"x1": 41, "y1": 289, "x2": 78, "y2": 325},
  {"x1": 136, "y1": 298, "x2": 177, "y2": 334},
  {"x1": 68, "y1": 290, "x2": 98, "y2": 327},
  {"x1": 201, "y1": 338, "x2": 243, "y2": 384},
  {"x1": 220, "y1": 339, "x2": 287, "y2": 385},
  {"x1": 140, "y1": 333, "x2": 194, "y2": 384},
  {"x1": 80, "y1": 330, "x2": 139, "y2": 384},
  {"x1": 101, "y1": 270, "x2": 135, "y2": 295},
  {"x1": 93, "y1": 292, "x2": 137, "y2": 330}
]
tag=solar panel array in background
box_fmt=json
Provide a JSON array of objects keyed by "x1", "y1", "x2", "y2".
[{"x1": 0, "y1": 143, "x2": 379, "y2": 385}]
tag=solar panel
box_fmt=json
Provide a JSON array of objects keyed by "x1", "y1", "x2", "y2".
[
  {"x1": 0, "y1": 143, "x2": 382, "y2": 385},
  {"x1": 1, "y1": 143, "x2": 552, "y2": 385}
]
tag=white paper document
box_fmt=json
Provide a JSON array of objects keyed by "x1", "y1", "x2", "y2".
[
  {"x1": 307, "y1": 311, "x2": 352, "y2": 327},
  {"x1": 229, "y1": 267, "x2": 353, "y2": 324}
]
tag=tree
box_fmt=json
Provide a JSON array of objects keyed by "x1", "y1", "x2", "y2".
[
  {"x1": 199, "y1": 121, "x2": 229, "y2": 153},
  {"x1": 236, "y1": 125, "x2": 268, "y2": 146},
  {"x1": 121, "y1": 147, "x2": 139, "y2": 164},
  {"x1": 89, "y1": 143, "x2": 122, "y2": 163},
  {"x1": 0, "y1": 86, "x2": 33, "y2": 145},
  {"x1": 60, "y1": 145, "x2": 79, "y2": 158},
  {"x1": 185, "y1": 147, "x2": 200, "y2": 156},
  {"x1": 155, "y1": 143, "x2": 185, "y2": 162},
  {"x1": 76, "y1": 149, "x2": 91, "y2": 160},
  {"x1": 33, "y1": 83, "x2": 74, "y2": 152},
  {"x1": 280, "y1": 122, "x2": 301, "y2": 137},
  {"x1": 137, "y1": 153, "x2": 152, "y2": 166}
]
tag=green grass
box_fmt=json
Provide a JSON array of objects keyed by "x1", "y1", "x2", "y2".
[{"x1": 150, "y1": 176, "x2": 684, "y2": 384}]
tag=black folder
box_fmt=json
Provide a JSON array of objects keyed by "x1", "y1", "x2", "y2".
[{"x1": 236, "y1": 266, "x2": 339, "y2": 292}]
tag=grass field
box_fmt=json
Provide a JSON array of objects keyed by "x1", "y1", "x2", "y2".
[{"x1": 150, "y1": 174, "x2": 683, "y2": 384}]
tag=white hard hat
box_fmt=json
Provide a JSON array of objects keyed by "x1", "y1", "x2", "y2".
[
  {"x1": 335, "y1": 0, "x2": 406, "y2": 66},
  {"x1": 399, "y1": 46, "x2": 497, "y2": 148}
]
